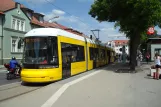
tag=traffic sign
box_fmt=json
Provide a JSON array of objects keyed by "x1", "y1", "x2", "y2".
[{"x1": 147, "y1": 27, "x2": 154, "y2": 35}]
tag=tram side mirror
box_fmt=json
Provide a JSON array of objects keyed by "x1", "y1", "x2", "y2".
[{"x1": 18, "y1": 38, "x2": 24, "y2": 49}]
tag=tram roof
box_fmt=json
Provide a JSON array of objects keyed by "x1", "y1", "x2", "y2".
[{"x1": 25, "y1": 28, "x2": 96, "y2": 44}]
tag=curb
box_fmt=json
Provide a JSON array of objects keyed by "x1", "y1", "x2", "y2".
[
  {"x1": 0, "y1": 69, "x2": 6, "y2": 73},
  {"x1": 0, "y1": 66, "x2": 4, "y2": 69}
]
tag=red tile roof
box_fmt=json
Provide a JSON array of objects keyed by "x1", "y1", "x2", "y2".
[
  {"x1": 44, "y1": 21, "x2": 57, "y2": 28},
  {"x1": 34, "y1": 12, "x2": 44, "y2": 17},
  {"x1": 55, "y1": 23, "x2": 68, "y2": 29},
  {"x1": 30, "y1": 15, "x2": 46, "y2": 27},
  {"x1": 0, "y1": 12, "x2": 4, "y2": 14},
  {"x1": 0, "y1": 0, "x2": 15, "y2": 12},
  {"x1": 0, "y1": 0, "x2": 86, "y2": 38},
  {"x1": 0, "y1": 0, "x2": 24, "y2": 12},
  {"x1": 114, "y1": 40, "x2": 129, "y2": 46}
]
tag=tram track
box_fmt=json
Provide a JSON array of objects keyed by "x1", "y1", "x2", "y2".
[
  {"x1": 0, "y1": 82, "x2": 22, "y2": 91},
  {"x1": 0, "y1": 87, "x2": 42, "y2": 102},
  {"x1": 0, "y1": 82, "x2": 49, "y2": 102},
  {"x1": 0, "y1": 65, "x2": 113, "y2": 103}
]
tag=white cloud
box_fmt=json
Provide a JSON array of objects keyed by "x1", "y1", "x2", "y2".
[
  {"x1": 44, "y1": 9, "x2": 65, "y2": 21},
  {"x1": 52, "y1": 9, "x2": 65, "y2": 15},
  {"x1": 44, "y1": 9, "x2": 84, "y2": 24},
  {"x1": 98, "y1": 25, "x2": 127, "y2": 43},
  {"x1": 44, "y1": 9, "x2": 127, "y2": 43}
]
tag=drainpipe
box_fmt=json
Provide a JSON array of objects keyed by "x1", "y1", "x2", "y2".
[{"x1": 1, "y1": 14, "x2": 4, "y2": 64}]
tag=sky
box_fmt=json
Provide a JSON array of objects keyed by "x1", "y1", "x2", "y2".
[{"x1": 14, "y1": 0, "x2": 161, "y2": 43}]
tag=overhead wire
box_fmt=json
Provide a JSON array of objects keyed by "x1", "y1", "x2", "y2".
[{"x1": 44, "y1": 0, "x2": 98, "y2": 39}]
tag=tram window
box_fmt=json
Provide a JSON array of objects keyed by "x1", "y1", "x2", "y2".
[
  {"x1": 77, "y1": 45, "x2": 85, "y2": 61},
  {"x1": 101, "y1": 49, "x2": 105, "y2": 59},
  {"x1": 89, "y1": 47, "x2": 94, "y2": 60},
  {"x1": 61, "y1": 43, "x2": 85, "y2": 62},
  {"x1": 47, "y1": 37, "x2": 58, "y2": 65},
  {"x1": 61, "y1": 43, "x2": 73, "y2": 63},
  {"x1": 94, "y1": 48, "x2": 99, "y2": 60}
]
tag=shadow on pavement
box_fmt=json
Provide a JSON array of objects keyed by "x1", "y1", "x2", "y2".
[
  {"x1": 103, "y1": 62, "x2": 140, "y2": 73},
  {"x1": 144, "y1": 76, "x2": 154, "y2": 79},
  {"x1": 21, "y1": 81, "x2": 53, "y2": 87}
]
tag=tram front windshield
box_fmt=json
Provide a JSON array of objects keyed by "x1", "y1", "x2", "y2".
[{"x1": 23, "y1": 37, "x2": 58, "y2": 65}]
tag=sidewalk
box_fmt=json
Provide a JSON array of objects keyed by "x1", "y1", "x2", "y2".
[
  {"x1": 114, "y1": 61, "x2": 153, "y2": 73},
  {"x1": 0, "y1": 62, "x2": 160, "y2": 107},
  {"x1": 0, "y1": 65, "x2": 4, "y2": 69}
]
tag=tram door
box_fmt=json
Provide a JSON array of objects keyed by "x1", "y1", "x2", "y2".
[{"x1": 61, "y1": 43, "x2": 71, "y2": 78}]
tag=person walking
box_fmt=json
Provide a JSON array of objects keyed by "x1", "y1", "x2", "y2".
[
  {"x1": 154, "y1": 53, "x2": 161, "y2": 80},
  {"x1": 146, "y1": 52, "x2": 150, "y2": 64}
]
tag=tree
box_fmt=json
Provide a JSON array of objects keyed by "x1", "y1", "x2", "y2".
[{"x1": 89, "y1": 0, "x2": 161, "y2": 70}]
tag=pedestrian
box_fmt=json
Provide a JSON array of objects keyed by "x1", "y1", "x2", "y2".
[
  {"x1": 154, "y1": 53, "x2": 161, "y2": 80},
  {"x1": 146, "y1": 52, "x2": 150, "y2": 64}
]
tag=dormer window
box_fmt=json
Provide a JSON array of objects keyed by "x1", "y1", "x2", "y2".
[
  {"x1": 27, "y1": 12, "x2": 32, "y2": 19},
  {"x1": 39, "y1": 16, "x2": 44, "y2": 23}
]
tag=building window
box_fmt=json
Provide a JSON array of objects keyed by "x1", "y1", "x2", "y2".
[
  {"x1": 27, "y1": 12, "x2": 32, "y2": 19},
  {"x1": 39, "y1": 16, "x2": 44, "y2": 23},
  {"x1": 21, "y1": 21, "x2": 24, "y2": 31},
  {"x1": 11, "y1": 37, "x2": 24, "y2": 53},
  {"x1": 12, "y1": 19, "x2": 16, "y2": 30},
  {"x1": 155, "y1": 48, "x2": 161, "y2": 55},
  {"x1": 17, "y1": 20, "x2": 20, "y2": 30},
  {"x1": 12, "y1": 17, "x2": 25, "y2": 31},
  {"x1": 11, "y1": 38, "x2": 17, "y2": 52}
]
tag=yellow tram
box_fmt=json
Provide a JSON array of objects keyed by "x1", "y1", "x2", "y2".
[{"x1": 19, "y1": 28, "x2": 115, "y2": 83}]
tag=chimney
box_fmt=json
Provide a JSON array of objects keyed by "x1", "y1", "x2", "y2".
[{"x1": 15, "y1": 2, "x2": 21, "y2": 9}]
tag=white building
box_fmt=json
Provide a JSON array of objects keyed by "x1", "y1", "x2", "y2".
[
  {"x1": 107, "y1": 40, "x2": 129, "y2": 55},
  {"x1": 147, "y1": 38, "x2": 161, "y2": 61}
]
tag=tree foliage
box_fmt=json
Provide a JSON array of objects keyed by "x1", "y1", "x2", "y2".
[{"x1": 89, "y1": 0, "x2": 161, "y2": 70}]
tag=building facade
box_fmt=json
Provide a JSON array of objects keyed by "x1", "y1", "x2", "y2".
[
  {"x1": 0, "y1": 0, "x2": 85, "y2": 64},
  {"x1": 0, "y1": 1, "x2": 33, "y2": 64},
  {"x1": 107, "y1": 40, "x2": 129, "y2": 55},
  {"x1": 0, "y1": 0, "x2": 52, "y2": 64},
  {"x1": 147, "y1": 38, "x2": 161, "y2": 61}
]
